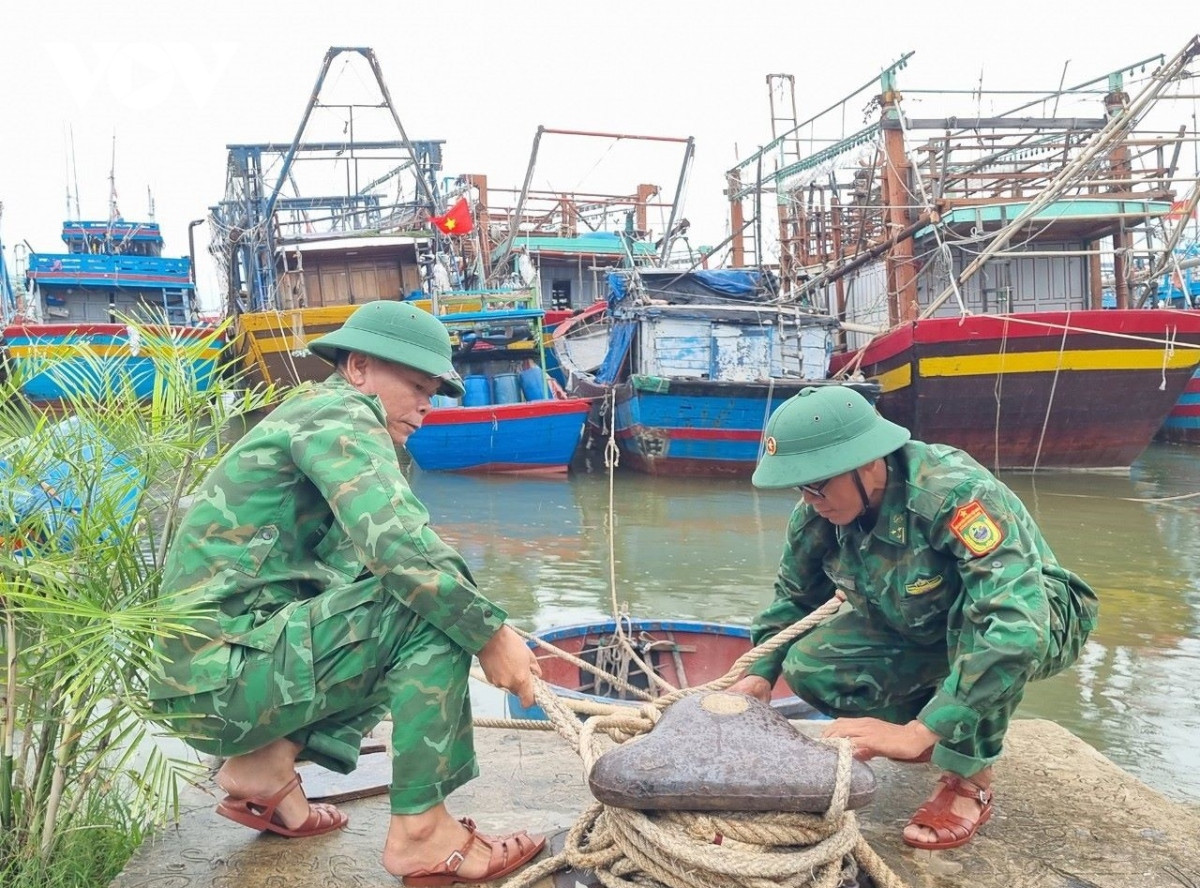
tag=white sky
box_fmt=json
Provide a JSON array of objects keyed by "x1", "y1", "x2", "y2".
[{"x1": 1, "y1": 0, "x2": 1197, "y2": 311}]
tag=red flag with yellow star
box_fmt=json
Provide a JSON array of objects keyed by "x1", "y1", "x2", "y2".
[{"x1": 431, "y1": 197, "x2": 474, "y2": 236}]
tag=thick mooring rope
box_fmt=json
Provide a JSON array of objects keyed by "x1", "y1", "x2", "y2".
[{"x1": 494, "y1": 597, "x2": 911, "y2": 888}]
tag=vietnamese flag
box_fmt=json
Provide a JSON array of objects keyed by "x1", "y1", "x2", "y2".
[{"x1": 431, "y1": 197, "x2": 474, "y2": 236}]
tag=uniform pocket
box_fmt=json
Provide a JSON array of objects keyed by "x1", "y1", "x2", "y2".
[
  {"x1": 896, "y1": 575, "x2": 952, "y2": 638},
  {"x1": 309, "y1": 580, "x2": 385, "y2": 689},
  {"x1": 234, "y1": 525, "x2": 281, "y2": 577}
]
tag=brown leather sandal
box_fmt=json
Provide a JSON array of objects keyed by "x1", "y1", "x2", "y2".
[
  {"x1": 902, "y1": 774, "x2": 993, "y2": 850},
  {"x1": 216, "y1": 772, "x2": 348, "y2": 838},
  {"x1": 401, "y1": 819, "x2": 546, "y2": 886}
]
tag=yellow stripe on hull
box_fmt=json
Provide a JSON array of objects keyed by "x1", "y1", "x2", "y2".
[
  {"x1": 873, "y1": 363, "x2": 911, "y2": 394},
  {"x1": 921, "y1": 348, "x2": 1200, "y2": 377},
  {"x1": 870, "y1": 348, "x2": 1200, "y2": 394},
  {"x1": 235, "y1": 305, "x2": 359, "y2": 333},
  {"x1": 6, "y1": 343, "x2": 223, "y2": 361}
]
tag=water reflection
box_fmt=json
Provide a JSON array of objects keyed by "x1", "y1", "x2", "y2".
[
  {"x1": 1008, "y1": 447, "x2": 1200, "y2": 805},
  {"x1": 406, "y1": 443, "x2": 1200, "y2": 805}
]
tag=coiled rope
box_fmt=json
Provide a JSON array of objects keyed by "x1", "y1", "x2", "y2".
[{"x1": 485, "y1": 596, "x2": 910, "y2": 888}]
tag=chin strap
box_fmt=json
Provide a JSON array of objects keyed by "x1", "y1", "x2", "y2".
[
  {"x1": 850, "y1": 468, "x2": 872, "y2": 521},
  {"x1": 851, "y1": 459, "x2": 891, "y2": 528}
]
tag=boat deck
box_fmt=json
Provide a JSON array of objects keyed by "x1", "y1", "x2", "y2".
[{"x1": 110, "y1": 718, "x2": 1200, "y2": 887}]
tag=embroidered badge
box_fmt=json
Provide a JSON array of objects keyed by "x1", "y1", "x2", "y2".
[
  {"x1": 765, "y1": 436, "x2": 777, "y2": 455},
  {"x1": 888, "y1": 513, "x2": 906, "y2": 545},
  {"x1": 905, "y1": 576, "x2": 943, "y2": 596},
  {"x1": 949, "y1": 500, "x2": 1003, "y2": 556}
]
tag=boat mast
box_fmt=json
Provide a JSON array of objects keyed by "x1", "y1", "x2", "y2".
[
  {"x1": 878, "y1": 69, "x2": 919, "y2": 325},
  {"x1": 489, "y1": 125, "x2": 545, "y2": 287}
]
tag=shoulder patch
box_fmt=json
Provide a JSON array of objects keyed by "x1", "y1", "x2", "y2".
[{"x1": 948, "y1": 499, "x2": 1003, "y2": 556}]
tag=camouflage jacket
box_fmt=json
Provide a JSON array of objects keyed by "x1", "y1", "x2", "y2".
[
  {"x1": 148, "y1": 374, "x2": 506, "y2": 701},
  {"x1": 747, "y1": 441, "x2": 1098, "y2": 741}
]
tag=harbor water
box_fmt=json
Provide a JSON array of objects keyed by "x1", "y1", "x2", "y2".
[{"x1": 407, "y1": 441, "x2": 1200, "y2": 807}]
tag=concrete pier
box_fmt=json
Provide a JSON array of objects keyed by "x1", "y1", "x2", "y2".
[{"x1": 110, "y1": 718, "x2": 1200, "y2": 888}]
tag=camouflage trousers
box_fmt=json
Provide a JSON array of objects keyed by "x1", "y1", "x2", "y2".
[
  {"x1": 153, "y1": 578, "x2": 476, "y2": 815},
  {"x1": 781, "y1": 593, "x2": 1093, "y2": 776}
]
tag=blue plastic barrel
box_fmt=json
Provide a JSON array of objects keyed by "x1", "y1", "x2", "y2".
[
  {"x1": 493, "y1": 373, "x2": 520, "y2": 405},
  {"x1": 519, "y1": 366, "x2": 548, "y2": 401},
  {"x1": 462, "y1": 375, "x2": 491, "y2": 407},
  {"x1": 431, "y1": 394, "x2": 461, "y2": 408}
]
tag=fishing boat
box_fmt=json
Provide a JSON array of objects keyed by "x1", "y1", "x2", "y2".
[
  {"x1": 506, "y1": 618, "x2": 820, "y2": 721},
  {"x1": 729, "y1": 40, "x2": 1200, "y2": 471},
  {"x1": 405, "y1": 292, "x2": 592, "y2": 474},
  {"x1": 568, "y1": 267, "x2": 879, "y2": 477},
  {"x1": 1, "y1": 211, "x2": 220, "y2": 403}
]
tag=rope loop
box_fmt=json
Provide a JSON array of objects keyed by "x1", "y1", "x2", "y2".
[{"x1": 494, "y1": 595, "x2": 910, "y2": 888}]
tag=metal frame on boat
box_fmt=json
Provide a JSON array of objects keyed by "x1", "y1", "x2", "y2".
[{"x1": 730, "y1": 38, "x2": 1200, "y2": 470}]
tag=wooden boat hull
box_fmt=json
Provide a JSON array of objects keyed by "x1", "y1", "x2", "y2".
[
  {"x1": 612, "y1": 377, "x2": 878, "y2": 478},
  {"x1": 406, "y1": 398, "x2": 592, "y2": 474},
  {"x1": 1159, "y1": 369, "x2": 1200, "y2": 445},
  {"x1": 506, "y1": 619, "x2": 819, "y2": 720},
  {"x1": 830, "y1": 310, "x2": 1200, "y2": 470},
  {"x1": 1, "y1": 322, "x2": 224, "y2": 402},
  {"x1": 232, "y1": 306, "x2": 358, "y2": 389}
]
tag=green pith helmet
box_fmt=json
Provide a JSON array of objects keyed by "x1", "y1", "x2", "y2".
[
  {"x1": 752, "y1": 386, "x2": 910, "y2": 489},
  {"x1": 309, "y1": 301, "x2": 464, "y2": 397}
]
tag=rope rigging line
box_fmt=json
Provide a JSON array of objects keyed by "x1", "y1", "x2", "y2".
[
  {"x1": 1032, "y1": 312, "x2": 1071, "y2": 473},
  {"x1": 991, "y1": 316, "x2": 1011, "y2": 476}
]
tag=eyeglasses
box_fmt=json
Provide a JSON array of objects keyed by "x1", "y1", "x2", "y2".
[{"x1": 797, "y1": 478, "x2": 832, "y2": 499}]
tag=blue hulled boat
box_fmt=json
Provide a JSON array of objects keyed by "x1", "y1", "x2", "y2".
[
  {"x1": 406, "y1": 299, "x2": 592, "y2": 474},
  {"x1": 2, "y1": 217, "x2": 221, "y2": 402},
  {"x1": 567, "y1": 269, "x2": 876, "y2": 477}
]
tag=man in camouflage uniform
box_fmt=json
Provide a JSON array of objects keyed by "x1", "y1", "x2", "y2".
[
  {"x1": 149, "y1": 301, "x2": 546, "y2": 884},
  {"x1": 729, "y1": 386, "x2": 1098, "y2": 850}
]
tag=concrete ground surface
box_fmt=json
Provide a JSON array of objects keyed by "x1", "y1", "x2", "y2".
[{"x1": 110, "y1": 718, "x2": 1200, "y2": 888}]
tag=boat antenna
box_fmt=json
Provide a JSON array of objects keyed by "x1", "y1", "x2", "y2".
[
  {"x1": 1051, "y1": 59, "x2": 1071, "y2": 118},
  {"x1": 64, "y1": 125, "x2": 82, "y2": 218},
  {"x1": 71, "y1": 125, "x2": 81, "y2": 218},
  {"x1": 147, "y1": 185, "x2": 156, "y2": 221},
  {"x1": 108, "y1": 131, "x2": 121, "y2": 224},
  {"x1": 64, "y1": 144, "x2": 72, "y2": 219}
]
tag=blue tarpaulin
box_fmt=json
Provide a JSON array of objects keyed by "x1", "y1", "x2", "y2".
[
  {"x1": 607, "y1": 268, "x2": 771, "y2": 307},
  {"x1": 685, "y1": 269, "x2": 762, "y2": 295},
  {"x1": 595, "y1": 320, "x2": 636, "y2": 385}
]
